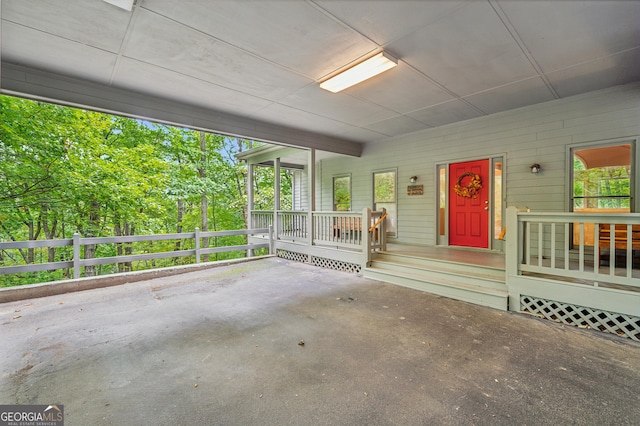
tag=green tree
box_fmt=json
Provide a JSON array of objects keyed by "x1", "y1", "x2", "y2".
[{"x1": 0, "y1": 95, "x2": 282, "y2": 284}]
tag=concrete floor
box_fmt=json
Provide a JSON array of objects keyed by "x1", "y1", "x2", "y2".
[{"x1": 1, "y1": 257, "x2": 639, "y2": 425}]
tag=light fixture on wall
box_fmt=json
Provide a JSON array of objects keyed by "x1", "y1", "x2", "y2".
[
  {"x1": 320, "y1": 52, "x2": 398, "y2": 93},
  {"x1": 530, "y1": 164, "x2": 541, "y2": 174},
  {"x1": 409, "y1": 176, "x2": 418, "y2": 183}
]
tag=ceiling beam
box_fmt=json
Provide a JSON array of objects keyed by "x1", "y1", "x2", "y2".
[{"x1": 0, "y1": 63, "x2": 363, "y2": 157}]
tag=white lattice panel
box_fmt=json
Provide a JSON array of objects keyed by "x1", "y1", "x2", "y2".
[
  {"x1": 276, "y1": 249, "x2": 309, "y2": 263},
  {"x1": 311, "y1": 256, "x2": 361, "y2": 274},
  {"x1": 276, "y1": 249, "x2": 361, "y2": 274},
  {"x1": 521, "y1": 295, "x2": 640, "y2": 341}
]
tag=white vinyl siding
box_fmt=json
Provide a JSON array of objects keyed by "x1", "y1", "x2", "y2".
[{"x1": 318, "y1": 83, "x2": 640, "y2": 246}]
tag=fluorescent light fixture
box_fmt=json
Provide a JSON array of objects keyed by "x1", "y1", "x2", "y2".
[
  {"x1": 320, "y1": 52, "x2": 398, "y2": 93},
  {"x1": 103, "y1": 0, "x2": 134, "y2": 11}
]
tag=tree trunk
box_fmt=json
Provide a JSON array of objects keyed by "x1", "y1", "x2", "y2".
[
  {"x1": 83, "y1": 201, "x2": 101, "y2": 277},
  {"x1": 25, "y1": 219, "x2": 41, "y2": 264},
  {"x1": 175, "y1": 198, "x2": 184, "y2": 252},
  {"x1": 42, "y1": 204, "x2": 58, "y2": 270},
  {"x1": 124, "y1": 222, "x2": 133, "y2": 271}
]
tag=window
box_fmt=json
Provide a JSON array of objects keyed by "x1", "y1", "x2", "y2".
[
  {"x1": 572, "y1": 143, "x2": 632, "y2": 213},
  {"x1": 493, "y1": 159, "x2": 503, "y2": 240},
  {"x1": 333, "y1": 175, "x2": 351, "y2": 211},
  {"x1": 571, "y1": 141, "x2": 634, "y2": 247},
  {"x1": 373, "y1": 169, "x2": 397, "y2": 236},
  {"x1": 438, "y1": 165, "x2": 447, "y2": 241}
]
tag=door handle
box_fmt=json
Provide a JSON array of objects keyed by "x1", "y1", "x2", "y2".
[{"x1": 484, "y1": 206, "x2": 489, "y2": 210}]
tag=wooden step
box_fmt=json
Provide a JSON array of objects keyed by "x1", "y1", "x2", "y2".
[
  {"x1": 369, "y1": 259, "x2": 505, "y2": 291},
  {"x1": 363, "y1": 253, "x2": 508, "y2": 311},
  {"x1": 373, "y1": 251, "x2": 505, "y2": 280}
]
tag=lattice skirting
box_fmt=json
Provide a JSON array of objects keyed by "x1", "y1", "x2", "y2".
[
  {"x1": 276, "y1": 249, "x2": 309, "y2": 264},
  {"x1": 521, "y1": 295, "x2": 640, "y2": 341},
  {"x1": 276, "y1": 249, "x2": 361, "y2": 274}
]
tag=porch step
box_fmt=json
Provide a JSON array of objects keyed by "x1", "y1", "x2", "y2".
[
  {"x1": 372, "y1": 251, "x2": 506, "y2": 281},
  {"x1": 363, "y1": 252, "x2": 508, "y2": 311}
]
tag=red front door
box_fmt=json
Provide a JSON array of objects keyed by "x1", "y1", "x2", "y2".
[{"x1": 449, "y1": 159, "x2": 489, "y2": 248}]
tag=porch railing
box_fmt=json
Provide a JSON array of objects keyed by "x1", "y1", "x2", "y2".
[
  {"x1": 505, "y1": 206, "x2": 640, "y2": 289},
  {"x1": 249, "y1": 208, "x2": 387, "y2": 261},
  {"x1": 0, "y1": 227, "x2": 272, "y2": 280},
  {"x1": 250, "y1": 210, "x2": 274, "y2": 230}
]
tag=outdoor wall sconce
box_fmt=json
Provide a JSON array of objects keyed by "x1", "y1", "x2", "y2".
[
  {"x1": 530, "y1": 164, "x2": 541, "y2": 174},
  {"x1": 410, "y1": 176, "x2": 418, "y2": 183}
]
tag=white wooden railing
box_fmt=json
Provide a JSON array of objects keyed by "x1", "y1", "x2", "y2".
[
  {"x1": 250, "y1": 210, "x2": 274, "y2": 230},
  {"x1": 505, "y1": 206, "x2": 640, "y2": 289},
  {"x1": 249, "y1": 208, "x2": 387, "y2": 262},
  {"x1": 0, "y1": 228, "x2": 273, "y2": 280}
]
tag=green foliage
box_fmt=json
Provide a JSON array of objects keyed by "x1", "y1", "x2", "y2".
[
  {"x1": 374, "y1": 171, "x2": 395, "y2": 203},
  {"x1": 573, "y1": 155, "x2": 630, "y2": 210},
  {"x1": 0, "y1": 95, "x2": 281, "y2": 286},
  {"x1": 333, "y1": 176, "x2": 351, "y2": 211}
]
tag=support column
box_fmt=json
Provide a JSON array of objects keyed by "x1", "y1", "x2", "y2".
[
  {"x1": 505, "y1": 206, "x2": 519, "y2": 311},
  {"x1": 247, "y1": 163, "x2": 254, "y2": 227},
  {"x1": 274, "y1": 157, "x2": 281, "y2": 239},
  {"x1": 308, "y1": 149, "x2": 316, "y2": 248},
  {"x1": 247, "y1": 163, "x2": 256, "y2": 257}
]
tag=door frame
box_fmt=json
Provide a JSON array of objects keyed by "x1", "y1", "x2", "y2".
[{"x1": 436, "y1": 154, "x2": 506, "y2": 251}]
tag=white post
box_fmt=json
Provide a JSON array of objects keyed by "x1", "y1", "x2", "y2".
[
  {"x1": 268, "y1": 225, "x2": 275, "y2": 255},
  {"x1": 195, "y1": 228, "x2": 201, "y2": 264},
  {"x1": 380, "y1": 207, "x2": 387, "y2": 251},
  {"x1": 505, "y1": 207, "x2": 519, "y2": 276},
  {"x1": 274, "y1": 157, "x2": 280, "y2": 240},
  {"x1": 308, "y1": 149, "x2": 316, "y2": 248},
  {"x1": 364, "y1": 208, "x2": 372, "y2": 266},
  {"x1": 247, "y1": 163, "x2": 254, "y2": 228},
  {"x1": 505, "y1": 206, "x2": 519, "y2": 310},
  {"x1": 73, "y1": 232, "x2": 80, "y2": 279}
]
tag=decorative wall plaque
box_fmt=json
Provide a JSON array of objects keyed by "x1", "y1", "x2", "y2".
[{"x1": 407, "y1": 184, "x2": 424, "y2": 196}]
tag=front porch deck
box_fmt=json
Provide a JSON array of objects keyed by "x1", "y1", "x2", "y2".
[
  {"x1": 382, "y1": 243, "x2": 640, "y2": 286},
  {"x1": 259, "y1": 208, "x2": 640, "y2": 340},
  {"x1": 383, "y1": 243, "x2": 505, "y2": 269}
]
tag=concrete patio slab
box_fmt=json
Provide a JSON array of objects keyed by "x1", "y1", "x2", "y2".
[{"x1": 1, "y1": 257, "x2": 639, "y2": 425}]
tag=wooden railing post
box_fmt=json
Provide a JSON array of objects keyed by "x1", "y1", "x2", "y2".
[
  {"x1": 73, "y1": 232, "x2": 80, "y2": 279},
  {"x1": 195, "y1": 228, "x2": 200, "y2": 264},
  {"x1": 364, "y1": 208, "x2": 372, "y2": 265},
  {"x1": 380, "y1": 208, "x2": 387, "y2": 251},
  {"x1": 505, "y1": 206, "x2": 519, "y2": 278},
  {"x1": 504, "y1": 206, "x2": 520, "y2": 310},
  {"x1": 269, "y1": 225, "x2": 275, "y2": 255}
]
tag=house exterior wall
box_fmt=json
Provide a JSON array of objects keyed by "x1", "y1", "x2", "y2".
[
  {"x1": 318, "y1": 83, "x2": 640, "y2": 246},
  {"x1": 292, "y1": 169, "x2": 309, "y2": 211}
]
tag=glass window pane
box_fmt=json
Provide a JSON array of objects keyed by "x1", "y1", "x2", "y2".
[
  {"x1": 439, "y1": 166, "x2": 446, "y2": 237},
  {"x1": 333, "y1": 175, "x2": 351, "y2": 211},
  {"x1": 493, "y1": 161, "x2": 503, "y2": 239},
  {"x1": 573, "y1": 143, "x2": 631, "y2": 213},
  {"x1": 374, "y1": 171, "x2": 395, "y2": 203},
  {"x1": 572, "y1": 142, "x2": 633, "y2": 247},
  {"x1": 373, "y1": 170, "x2": 396, "y2": 236}
]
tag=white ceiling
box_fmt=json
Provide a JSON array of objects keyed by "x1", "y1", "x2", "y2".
[{"x1": 2, "y1": 0, "x2": 639, "y2": 151}]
